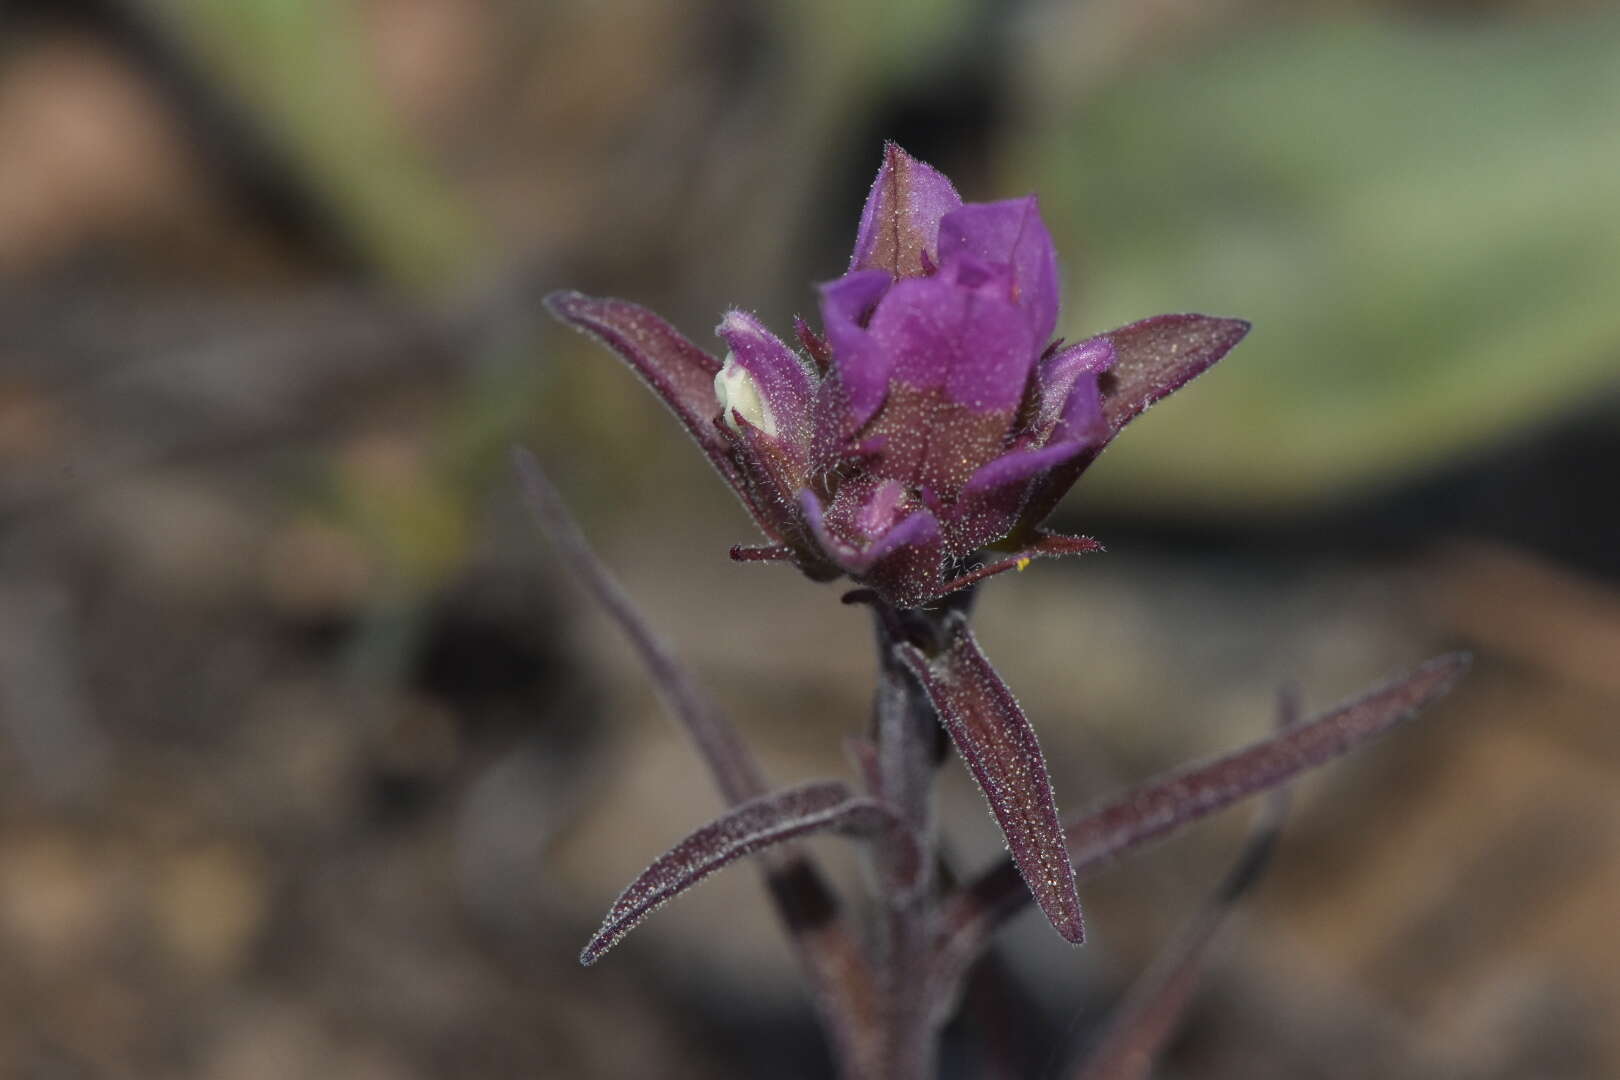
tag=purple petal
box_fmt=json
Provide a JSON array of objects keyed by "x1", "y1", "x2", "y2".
[
  {"x1": 860, "y1": 510, "x2": 946, "y2": 608},
  {"x1": 817, "y1": 269, "x2": 895, "y2": 437},
  {"x1": 945, "y1": 442, "x2": 1089, "y2": 554},
  {"x1": 1099, "y1": 314, "x2": 1251, "y2": 435},
  {"x1": 802, "y1": 487, "x2": 940, "y2": 575},
  {"x1": 850, "y1": 142, "x2": 962, "y2": 278},
  {"x1": 937, "y1": 197, "x2": 1061, "y2": 346},
  {"x1": 866, "y1": 264, "x2": 1037, "y2": 414},
  {"x1": 1034, "y1": 337, "x2": 1114, "y2": 442},
  {"x1": 715, "y1": 310, "x2": 816, "y2": 454},
  {"x1": 862, "y1": 506, "x2": 942, "y2": 568},
  {"x1": 961, "y1": 441, "x2": 1089, "y2": 500},
  {"x1": 798, "y1": 488, "x2": 848, "y2": 562},
  {"x1": 899, "y1": 624, "x2": 1084, "y2": 944},
  {"x1": 580, "y1": 780, "x2": 918, "y2": 965}
]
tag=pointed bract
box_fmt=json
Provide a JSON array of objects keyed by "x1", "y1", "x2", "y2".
[
  {"x1": 851, "y1": 142, "x2": 963, "y2": 278},
  {"x1": 1099, "y1": 314, "x2": 1252, "y2": 435},
  {"x1": 1020, "y1": 314, "x2": 1250, "y2": 528}
]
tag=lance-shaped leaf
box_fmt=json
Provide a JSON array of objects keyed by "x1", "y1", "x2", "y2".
[
  {"x1": 899, "y1": 620, "x2": 1085, "y2": 944},
  {"x1": 1066, "y1": 692, "x2": 1297, "y2": 1080},
  {"x1": 581, "y1": 781, "x2": 919, "y2": 965},
  {"x1": 931, "y1": 652, "x2": 1470, "y2": 997}
]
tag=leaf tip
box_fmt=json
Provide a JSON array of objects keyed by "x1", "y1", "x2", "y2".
[
  {"x1": 542, "y1": 289, "x2": 584, "y2": 319},
  {"x1": 1416, "y1": 649, "x2": 1473, "y2": 701},
  {"x1": 578, "y1": 937, "x2": 609, "y2": 967}
]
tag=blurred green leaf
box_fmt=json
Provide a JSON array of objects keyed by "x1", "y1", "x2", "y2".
[
  {"x1": 164, "y1": 0, "x2": 476, "y2": 287},
  {"x1": 1022, "y1": 13, "x2": 1620, "y2": 507}
]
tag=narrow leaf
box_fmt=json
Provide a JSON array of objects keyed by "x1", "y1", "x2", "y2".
[
  {"x1": 1066, "y1": 694, "x2": 1297, "y2": 1080},
  {"x1": 581, "y1": 781, "x2": 916, "y2": 965},
  {"x1": 900, "y1": 621, "x2": 1085, "y2": 944},
  {"x1": 513, "y1": 446, "x2": 767, "y2": 804},
  {"x1": 934, "y1": 652, "x2": 1470, "y2": 992}
]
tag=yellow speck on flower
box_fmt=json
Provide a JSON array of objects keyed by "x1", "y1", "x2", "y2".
[{"x1": 1016, "y1": 557, "x2": 1031, "y2": 572}]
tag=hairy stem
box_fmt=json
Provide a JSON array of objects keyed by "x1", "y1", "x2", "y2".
[{"x1": 869, "y1": 602, "x2": 948, "y2": 1079}]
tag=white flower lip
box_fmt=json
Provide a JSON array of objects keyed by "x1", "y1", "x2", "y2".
[{"x1": 714, "y1": 352, "x2": 777, "y2": 437}]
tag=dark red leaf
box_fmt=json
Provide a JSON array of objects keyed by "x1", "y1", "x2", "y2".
[
  {"x1": 900, "y1": 621, "x2": 1085, "y2": 944},
  {"x1": 581, "y1": 781, "x2": 917, "y2": 965}
]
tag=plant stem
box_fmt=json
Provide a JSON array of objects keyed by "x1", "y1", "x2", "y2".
[{"x1": 866, "y1": 601, "x2": 955, "y2": 1079}]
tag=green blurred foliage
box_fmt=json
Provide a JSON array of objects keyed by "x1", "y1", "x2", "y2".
[
  {"x1": 163, "y1": 0, "x2": 477, "y2": 286},
  {"x1": 1021, "y1": 11, "x2": 1620, "y2": 508}
]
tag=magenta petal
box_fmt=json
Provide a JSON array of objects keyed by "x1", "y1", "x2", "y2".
[
  {"x1": 799, "y1": 488, "x2": 857, "y2": 566},
  {"x1": 899, "y1": 624, "x2": 1084, "y2": 943},
  {"x1": 817, "y1": 269, "x2": 895, "y2": 435},
  {"x1": 866, "y1": 266, "x2": 1036, "y2": 415},
  {"x1": 860, "y1": 512, "x2": 945, "y2": 608},
  {"x1": 961, "y1": 441, "x2": 1088, "y2": 500},
  {"x1": 850, "y1": 142, "x2": 963, "y2": 278},
  {"x1": 801, "y1": 489, "x2": 945, "y2": 606},
  {"x1": 1035, "y1": 337, "x2": 1114, "y2": 442},
  {"x1": 716, "y1": 310, "x2": 815, "y2": 452},
  {"x1": 861, "y1": 506, "x2": 941, "y2": 569},
  {"x1": 937, "y1": 197, "x2": 1061, "y2": 347},
  {"x1": 946, "y1": 442, "x2": 1089, "y2": 554},
  {"x1": 1100, "y1": 314, "x2": 1251, "y2": 435},
  {"x1": 802, "y1": 486, "x2": 939, "y2": 574}
]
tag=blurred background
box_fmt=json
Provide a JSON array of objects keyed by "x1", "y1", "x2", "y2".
[{"x1": 0, "y1": 0, "x2": 1617, "y2": 1076}]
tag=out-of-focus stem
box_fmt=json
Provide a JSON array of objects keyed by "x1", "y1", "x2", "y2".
[{"x1": 513, "y1": 447, "x2": 884, "y2": 1075}]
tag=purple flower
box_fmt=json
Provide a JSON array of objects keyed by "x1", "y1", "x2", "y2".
[{"x1": 546, "y1": 143, "x2": 1250, "y2": 608}]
